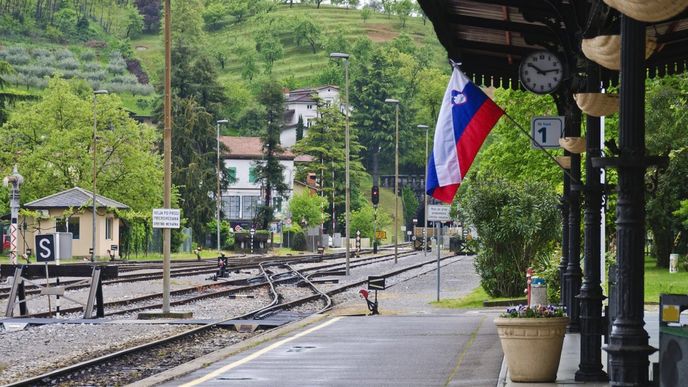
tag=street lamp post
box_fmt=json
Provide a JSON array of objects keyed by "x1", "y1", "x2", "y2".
[
  {"x1": 216, "y1": 119, "x2": 228, "y2": 255},
  {"x1": 385, "y1": 98, "x2": 400, "y2": 264},
  {"x1": 330, "y1": 52, "x2": 351, "y2": 275},
  {"x1": 92, "y1": 89, "x2": 108, "y2": 263},
  {"x1": 418, "y1": 124, "x2": 429, "y2": 256}
]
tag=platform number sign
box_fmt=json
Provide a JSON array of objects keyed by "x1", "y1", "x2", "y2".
[
  {"x1": 35, "y1": 234, "x2": 56, "y2": 262},
  {"x1": 530, "y1": 116, "x2": 564, "y2": 149}
]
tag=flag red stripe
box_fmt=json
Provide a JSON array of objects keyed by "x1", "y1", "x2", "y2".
[
  {"x1": 457, "y1": 100, "x2": 504, "y2": 179},
  {"x1": 431, "y1": 184, "x2": 460, "y2": 204}
]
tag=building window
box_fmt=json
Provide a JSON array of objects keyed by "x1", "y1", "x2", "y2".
[
  {"x1": 224, "y1": 196, "x2": 241, "y2": 219},
  {"x1": 307, "y1": 104, "x2": 313, "y2": 109},
  {"x1": 56, "y1": 217, "x2": 80, "y2": 240},
  {"x1": 242, "y1": 196, "x2": 260, "y2": 219},
  {"x1": 249, "y1": 167, "x2": 258, "y2": 183},
  {"x1": 105, "y1": 218, "x2": 113, "y2": 240},
  {"x1": 227, "y1": 167, "x2": 237, "y2": 182}
]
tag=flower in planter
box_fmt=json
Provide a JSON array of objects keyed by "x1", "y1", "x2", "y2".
[{"x1": 500, "y1": 304, "x2": 566, "y2": 318}]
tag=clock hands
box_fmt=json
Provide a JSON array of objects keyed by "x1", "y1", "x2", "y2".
[
  {"x1": 527, "y1": 63, "x2": 545, "y2": 75},
  {"x1": 541, "y1": 68, "x2": 560, "y2": 74}
]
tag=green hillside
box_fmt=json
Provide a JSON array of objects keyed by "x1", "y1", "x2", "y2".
[{"x1": 131, "y1": 4, "x2": 445, "y2": 93}]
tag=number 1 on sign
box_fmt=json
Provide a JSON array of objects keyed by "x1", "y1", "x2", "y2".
[{"x1": 538, "y1": 127, "x2": 547, "y2": 143}]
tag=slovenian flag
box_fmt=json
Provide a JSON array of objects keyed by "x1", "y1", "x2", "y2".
[{"x1": 426, "y1": 67, "x2": 504, "y2": 203}]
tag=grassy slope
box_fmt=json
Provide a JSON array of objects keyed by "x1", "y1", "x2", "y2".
[{"x1": 131, "y1": 4, "x2": 443, "y2": 89}]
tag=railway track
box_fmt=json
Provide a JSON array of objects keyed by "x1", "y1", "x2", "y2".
[{"x1": 7, "y1": 249, "x2": 459, "y2": 386}]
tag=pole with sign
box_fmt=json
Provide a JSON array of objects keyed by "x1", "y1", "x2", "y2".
[
  {"x1": 428, "y1": 205, "x2": 450, "y2": 302},
  {"x1": 152, "y1": 208, "x2": 180, "y2": 314}
]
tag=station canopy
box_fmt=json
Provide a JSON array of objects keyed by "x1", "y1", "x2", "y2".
[{"x1": 418, "y1": 0, "x2": 688, "y2": 89}]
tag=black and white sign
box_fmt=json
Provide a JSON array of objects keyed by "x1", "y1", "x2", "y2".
[
  {"x1": 367, "y1": 276, "x2": 386, "y2": 290},
  {"x1": 428, "y1": 205, "x2": 451, "y2": 222},
  {"x1": 35, "y1": 234, "x2": 55, "y2": 262},
  {"x1": 531, "y1": 116, "x2": 564, "y2": 149},
  {"x1": 152, "y1": 208, "x2": 181, "y2": 229}
]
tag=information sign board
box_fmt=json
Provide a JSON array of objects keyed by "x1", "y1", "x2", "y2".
[
  {"x1": 152, "y1": 208, "x2": 181, "y2": 229},
  {"x1": 367, "y1": 276, "x2": 386, "y2": 290},
  {"x1": 531, "y1": 116, "x2": 564, "y2": 149},
  {"x1": 428, "y1": 205, "x2": 451, "y2": 222}
]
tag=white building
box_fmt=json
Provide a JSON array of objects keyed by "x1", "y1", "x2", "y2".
[
  {"x1": 220, "y1": 136, "x2": 296, "y2": 227},
  {"x1": 281, "y1": 85, "x2": 340, "y2": 147}
]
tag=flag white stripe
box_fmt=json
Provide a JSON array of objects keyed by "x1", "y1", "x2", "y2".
[{"x1": 433, "y1": 68, "x2": 466, "y2": 186}]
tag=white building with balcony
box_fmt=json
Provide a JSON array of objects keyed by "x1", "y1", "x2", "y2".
[{"x1": 281, "y1": 85, "x2": 340, "y2": 147}]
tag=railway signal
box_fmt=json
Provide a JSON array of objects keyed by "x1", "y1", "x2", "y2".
[{"x1": 371, "y1": 185, "x2": 379, "y2": 205}]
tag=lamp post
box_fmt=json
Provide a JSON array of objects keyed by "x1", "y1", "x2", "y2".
[
  {"x1": 330, "y1": 52, "x2": 351, "y2": 275},
  {"x1": 385, "y1": 98, "x2": 400, "y2": 264},
  {"x1": 92, "y1": 89, "x2": 108, "y2": 263},
  {"x1": 216, "y1": 119, "x2": 228, "y2": 255},
  {"x1": 418, "y1": 124, "x2": 429, "y2": 256}
]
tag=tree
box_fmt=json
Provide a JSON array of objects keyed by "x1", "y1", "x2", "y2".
[
  {"x1": 255, "y1": 29, "x2": 284, "y2": 74},
  {"x1": 288, "y1": 192, "x2": 328, "y2": 227},
  {"x1": 461, "y1": 178, "x2": 561, "y2": 297},
  {"x1": 253, "y1": 80, "x2": 289, "y2": 229},
  {"x1": 203, "y1": 2, "x2": 227, "y2": 31},
  {"x1": 123, "y1": 4, "x2": 144, "y2": 38},
  {"x1": 393, "y1": 0, "x2": 413, "y2": 27},
  {"x1": 168, "y1": 97, "x2": 219, "y2": 241},
  {"x1": 296, "y1": 115, "x2": 305, "y2": 141},
  {"x1": 236, "y1": 44, "x2": 259, "y2": 81},
  {"x1": 361, "y1": 7, "x2": 372, "y2": 23},
  {"x1": 402, "y1": 187, "x2": 418, "y2": 230},
  {"x1": 350, "y1": 47, "x2": 396, "y2": 171},
  {"x1": 294, "y1": 18, "x2": 321, "y2": 54},
  {"x1": 645, "y1": 75, "x2": 688, "y2": 266},
  {"x1": 292, "y1": 104, "x2": 366, "y2": 234},
  {"x1": 0, "y1": 77, "x2": 162, "y2": 212},
  {"x1": 135, "y1": 0, "x2": 161, "y2": 33},
  {"x1": 350, "y1": 203, "x2": 391, "y2": 240}
]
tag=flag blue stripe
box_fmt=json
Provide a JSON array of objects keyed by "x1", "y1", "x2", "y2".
[{"x1": 452, "y1": 82, "x2": 488, "y2": 143}]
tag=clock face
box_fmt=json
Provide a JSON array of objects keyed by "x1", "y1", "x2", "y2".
[{"x1": 519, "y1": 51, "x2": 563, "y2": 94}]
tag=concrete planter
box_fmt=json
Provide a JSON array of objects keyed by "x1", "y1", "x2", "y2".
[{"x1": 494, "y1": 316, "x2": 569, "y2": 382}]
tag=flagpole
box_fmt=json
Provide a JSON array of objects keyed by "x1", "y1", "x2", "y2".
[{"x1": 502, "y1": 111, "x2": 582, "y2": 186}]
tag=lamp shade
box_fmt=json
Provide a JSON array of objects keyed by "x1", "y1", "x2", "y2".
[
  {"x1": 574, "y1": 93, "x2": 620, "y2": 117},
  {"x1": 603, "y1": 0, "x2": 688, "y2": 22},
  {"x1": 582, "y1": 35, "x2": 656, "y2": 70}
]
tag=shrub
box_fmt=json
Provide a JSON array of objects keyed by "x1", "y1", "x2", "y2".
[
  {"x1": 82, "y1": 62, "x2": 101, "y2": 72},
  {"x1": 107, "y1": 56, "x2": 127, "y2": 74},
  {"x1": 32, "y1": 48, "x2": 52, "y2": 59},
  {"x1": 57, "y1": 57, "x2": 80, "y2": 70},
  {"x1": 55, "y1": 48, "x2": 74, "y2": 61},
  {"x1": 83, "y1": 70, "x2": 107, "y2": 81},
  {"x1": 292, "y1": 231, "x2": 307, "y2": 251},
  {"x1": 80, "y1": 50, "x2": 96, "y2": 62},
  {"x1": 5, "y1": 52, "x2": 30, "y2": 65},
  {"x1": 16, "y1": 64, "x2": 54, "y2": 78},
  {"x1": 461, "y1": 178, "x2": 561, "y2": 298},
  {"x1": 111, "y1": 74, "x2": 138, "y2": 85}
]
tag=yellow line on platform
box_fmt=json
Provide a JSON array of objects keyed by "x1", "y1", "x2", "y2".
[{"x1": 180, "y1": 317, "x2": 342, "y2": 387}]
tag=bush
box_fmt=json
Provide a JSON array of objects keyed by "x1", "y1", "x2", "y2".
[
  {"x1": 32, "y1": 48, "x2": 52, "y2": 59},
  {"x1": 292, "y1": 231, "x2": 307, "y2": 251},
  {"x1": 57, "y1": 57, "x2": 80, "y2": 70},
  {"x1": 5, "y1": 51, "x2": 30, "y2": 65},
  {"x1": 80, "y1": 50, "x2": 96, "y2": 62},
  {"x1": 55, "y1": 48, "x2": 74, "y2": 61},
  {"x1": 82, "y1": 62, "x2": 101, "y2": 72},
  {"x1": 461, "y1": 178, "x2": 561, "y2": 298}
]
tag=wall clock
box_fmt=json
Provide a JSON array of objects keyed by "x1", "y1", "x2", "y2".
[{"x1": 519, "y1": 51, "x2": 564, "y2": 94}]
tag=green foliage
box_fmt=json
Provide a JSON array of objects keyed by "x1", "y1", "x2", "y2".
[
  {"x1": 645, "y1": 75, "x2": 688, "y2": 265},
  {"x1": 532, "y1": 250, "x2": 562, "y2": 304},
  {"x1": 350, "y1": 203, "x2": 391, "y2": 240},
  {"x1": 252, "y1": 79, "x2": 289, "y2": 229},
  {"x1": 292, "y1": 230, "x2": 307, "y2": 251},
  {"x1": 401, "y1": 187, "x2": 418, "y2": 230},
  {"x1": 0, "y1": 77, "x2": 163, "y2": 213},
  {"x1": 289, "y1": 192, "x2": 328, "y2": 227},
  {"x1": 461, "y1": 178, "x2": 561, "y2": 298}
]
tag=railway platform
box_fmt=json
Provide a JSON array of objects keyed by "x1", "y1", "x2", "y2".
[{"x1": 130, "y1": 255, "x2": 660, "y2": 387}]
